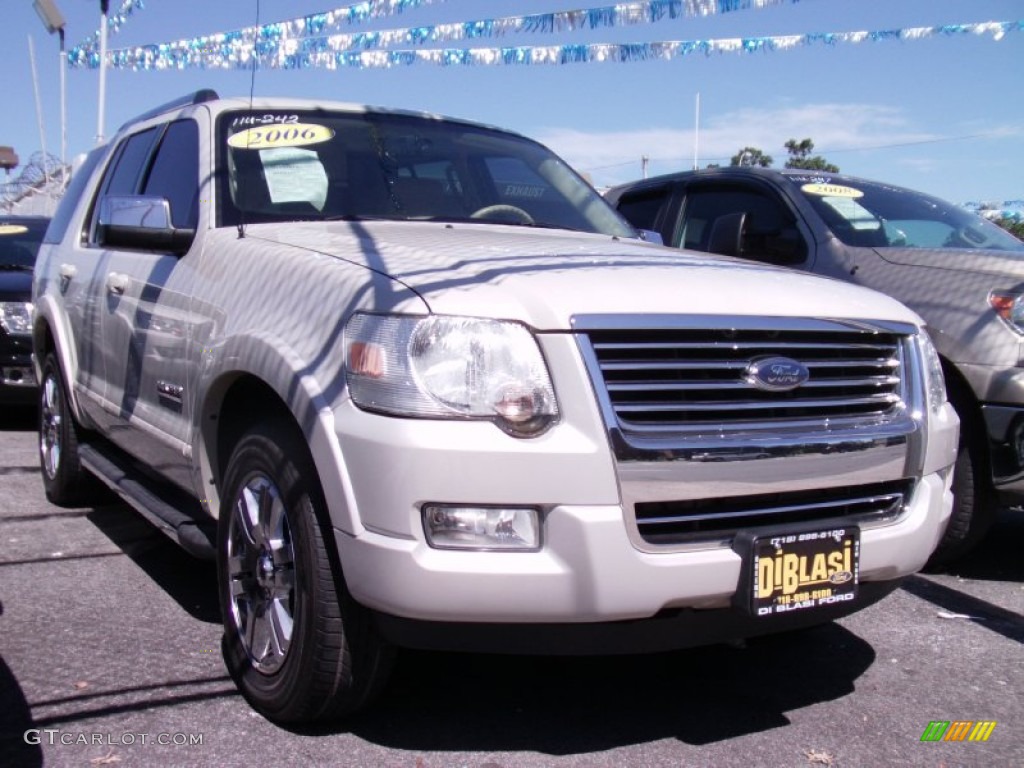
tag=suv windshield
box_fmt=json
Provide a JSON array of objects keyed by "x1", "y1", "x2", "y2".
[
  {"x1": 789, "y1": 175, "x2": 1024, "y2": 252},
  {"x1": 216, "y1": 109, "x2": 634, "y2": 237},
  {"x1": 0, "y1": 218, "x2": 49, "y2": 269}
]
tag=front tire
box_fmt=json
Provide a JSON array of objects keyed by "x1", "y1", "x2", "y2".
[
  {"x1": 926, "y1": 413, "x2": 994, "y2": 569},
  {"x1": 218, "y1": 420, "x2": 393, "y2": 723}
]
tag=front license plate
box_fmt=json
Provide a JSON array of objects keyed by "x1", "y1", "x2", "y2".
[{"x1": 749, "y1": 526, "x2": 860, "y2": 617}]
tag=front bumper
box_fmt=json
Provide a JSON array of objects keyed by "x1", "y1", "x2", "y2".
[
  {"x1": 981, "y1": 404, "x2": 1024, "y2": 497},
  {"x1": 325, "y1": 330, "x2": 956, "y2": 650},
  {"x1": 336, "y1": 470, "x2": 953, "y2": 630},
  {"x1": 957, "y1": 362, "x2": 1024, "y2": 498},
  {"x1": 0, "y1": 344, "x2": 37, "y2": 403}
]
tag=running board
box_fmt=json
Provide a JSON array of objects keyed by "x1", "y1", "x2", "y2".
[{"x1": 78, "y1": 443, "x2": 217, "y2": 560}]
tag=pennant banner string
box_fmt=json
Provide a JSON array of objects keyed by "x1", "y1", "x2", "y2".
[
  {"x1": 70, "y1": 0, "x2": 451, "y2": 65},
  {"x1": 84, "y1": 20, "x2": 1022, "y2": 72},
  {"x1": 72, "y1": 0, "x2": 146, "y2": 59},
  {"x1": 71, "y1": 0, "x2": 802, "y2": 69}
]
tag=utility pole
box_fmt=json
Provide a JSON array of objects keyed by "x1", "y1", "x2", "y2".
[
  {"x1": 28, "y1": 36, "x2": 49, "y2": 186},
  {"x1": 641, "y1": 155, "x2": 649, "y2": 180},
  {"x1": 693, "y1": 92, "x2": 700, "y2": 170}
]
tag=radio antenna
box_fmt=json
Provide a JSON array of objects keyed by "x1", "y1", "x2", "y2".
[{"x1": 238, "y1": 0, "x2": 261, "y2": 239}]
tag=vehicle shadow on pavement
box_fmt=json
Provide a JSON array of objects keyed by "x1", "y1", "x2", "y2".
[
  {"x1": 902, "y1": 506, "x2": 1024, "y2": 644},
  {"x1": 0, "y1": 410, "x2": 36, "y2": 433},
  {"x1": 331, "y1": 623, "x2": 874, "y2": 751},
  {"x1": 942, "y1": 506, "x2": 1024, "y2": 583},
  {"x1": 85, "y1": 503, "x2": 221, "y2": 624}
]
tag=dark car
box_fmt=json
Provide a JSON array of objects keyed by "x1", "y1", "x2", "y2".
[
  {"x1": 606, "y1": 167, "x2": 1024, "y2": 565},
  {"x1": 1, "y1": 216, "x2": 49, "y2": 405}
]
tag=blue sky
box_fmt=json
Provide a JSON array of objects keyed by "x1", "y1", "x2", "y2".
[{"x1": 2, "y1": 0, "x2": 1021, "y2": 205}]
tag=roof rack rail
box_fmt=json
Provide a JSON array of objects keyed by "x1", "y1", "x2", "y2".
[{"x1": 118, "y1": 89, "x2": 220, "y2": 132}]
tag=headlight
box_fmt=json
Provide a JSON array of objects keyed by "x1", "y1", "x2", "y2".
[
  {"x1": 989, "y1": 291, "x2": 1024, "y2": 334},
  {"x1": 0, "y1": 301, "x2": 33, "y2": 336},
  {"x1": 917, "y1": 330, "x2": 947, "y2": 415},
  {"x1": 344, "y1": 313, "x2": 559, "y2": 436}
]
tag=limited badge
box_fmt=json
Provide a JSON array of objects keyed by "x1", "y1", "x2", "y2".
[{"x1": 227, "y1": 123, "x2": 334, "y2": 150}]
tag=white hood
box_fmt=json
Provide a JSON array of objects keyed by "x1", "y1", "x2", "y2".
[{"x1": 249, "y1": 220, "x2": 922, "y2": 330}]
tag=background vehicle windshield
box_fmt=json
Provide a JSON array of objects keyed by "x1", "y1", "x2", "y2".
[
  {"x1": 791, "y1": 175, "x2": 1024, "y2": 252},
  {"x1": 0, "y1": 218, "x2": 49, "y2": 269},
  {"x1": 217, "y1": 109, "x2": 634, "y2": 237}
]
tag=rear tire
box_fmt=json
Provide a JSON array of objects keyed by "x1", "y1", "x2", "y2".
[
  {"x1": 218, "y1": 420, "x2": 394, "y2": 723},
  {"x1": 38, "y1": 352, "x2": 97, "y2": 507}
]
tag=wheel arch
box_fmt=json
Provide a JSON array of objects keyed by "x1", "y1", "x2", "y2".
[
  {"x1": 32, "y1": 297, "x2": 87, "y2": 423},
  {"x1": 194, "y1": 346, "x2": 363, "y2": 538}
]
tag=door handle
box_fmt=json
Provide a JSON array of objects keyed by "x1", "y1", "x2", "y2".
[
  {"x1": 59, "y1": 263, "x2": 77, "y2": 280},
  {"x1": 107, "y1": 272, "x2": 129, "y2": 296}
]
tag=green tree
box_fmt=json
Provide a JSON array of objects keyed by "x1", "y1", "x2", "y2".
[
  {"x1": 783, "y1": 138, "x2": 839, "y2": 173},
  {"x1": 730, "y1": 147, "x2": 773, "y2": 167},
  {"x1": 994, "y1": 217, "x2": 1024, "y2": 241}
]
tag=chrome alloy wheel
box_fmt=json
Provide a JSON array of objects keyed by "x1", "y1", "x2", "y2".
[
  {"x1": 40, "y1": 372, "x2": 63, "y2": 481},
  {"x1": 226, "y1": 474, "x2": 297, "y2": 674}
]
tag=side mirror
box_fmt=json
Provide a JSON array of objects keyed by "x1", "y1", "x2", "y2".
[
  {"x1": 97, "y1": 195, "x2": 194, "y2": 255},
  {"x1": 706, "y1": 212, "x2": 746, "y2": 257}
]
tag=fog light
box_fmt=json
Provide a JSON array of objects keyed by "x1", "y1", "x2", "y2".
[{"x1": 423, "y1": 505, "x2": 540, "y2": 551}]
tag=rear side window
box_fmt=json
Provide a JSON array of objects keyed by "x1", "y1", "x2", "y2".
[
  {"x1": 615, "y1": 186, "x2": 671, "y2": 233},
  {"x1": 43, "y1": 147, "x2": 107, "y2": 244}
]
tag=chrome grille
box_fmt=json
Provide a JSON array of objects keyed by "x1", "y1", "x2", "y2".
[
  {"x1": 635, "y1": 480, "x2": 912, "y2": 546},
  {"x1": 584, "y1": 327, "x2": 906, "y2": 433}
]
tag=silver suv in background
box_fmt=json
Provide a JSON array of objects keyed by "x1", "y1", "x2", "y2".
[
  {"x1": 33, "y1": 93, "x2": 957, "y2": 723},
  {"x1": 607, "y1": 168, "x2": 1023, "y2": 565}
]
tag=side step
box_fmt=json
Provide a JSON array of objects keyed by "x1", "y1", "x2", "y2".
[{"x1": 78, "y1": 443, "x2": 217, "y2": 560}]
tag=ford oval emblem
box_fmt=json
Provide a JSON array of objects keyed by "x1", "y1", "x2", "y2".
[{"x1": 745, "y1": 356, "x2": 810, "y2": 392}]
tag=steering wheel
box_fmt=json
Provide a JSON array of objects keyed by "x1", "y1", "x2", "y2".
[{"x1": 469, "y1": 204, "x2": 535, "y2": 225}]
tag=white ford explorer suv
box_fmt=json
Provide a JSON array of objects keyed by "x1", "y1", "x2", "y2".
[{"x1": 32, "y1": 91, "x2": 958, "y2": 723}]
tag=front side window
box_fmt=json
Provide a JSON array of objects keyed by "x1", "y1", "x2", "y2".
[
  {"x1": 143, "y1": 120, "x2": 200, "y2": 230},
  {"x1": 216, "y1": 110, "x2": 635, "y2": 237},
  {"x1": 791, "y1": 175, "x2": 1024, "y2": 252},
  {"x1": 678, "y1": 185, "x2": 807, "y2": 265}
]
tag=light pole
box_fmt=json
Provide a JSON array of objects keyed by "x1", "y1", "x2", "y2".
[
  {"x1": 33, "y1": 0, "x2": 67, "y2": 181},
  {"x1": 97, "y1": 0, "x2": 110, "y2": 144}
]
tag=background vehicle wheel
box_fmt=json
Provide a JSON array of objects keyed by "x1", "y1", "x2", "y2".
[
  {"x1": 218, "y1": 420, "x2": 394, "y2": 723},
  {"x1": 926, "y1": 420, "x2": 995, "y2": 570},
  {"x1": 39, "y1": 352, "x2": 97, "y2": 507}
]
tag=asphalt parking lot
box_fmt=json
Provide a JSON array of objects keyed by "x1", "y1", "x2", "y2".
[{"x1": 0, "y1": 409, "x2": 1022, "y2": 768}]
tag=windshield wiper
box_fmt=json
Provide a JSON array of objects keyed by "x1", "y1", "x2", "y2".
[{"x1": 0, "y1": 264, "x2": 34, "y2": 271}]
